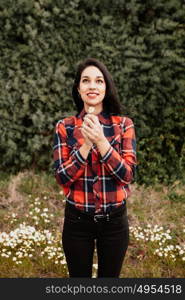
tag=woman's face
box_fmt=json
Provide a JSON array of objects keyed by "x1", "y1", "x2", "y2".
[{"x1": 78, "y1": 65, "x2": 106, "y2": 113}]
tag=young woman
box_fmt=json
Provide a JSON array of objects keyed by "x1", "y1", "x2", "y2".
[{"x1": 53, "y1": 58, "x2": 137, "y2": 277}]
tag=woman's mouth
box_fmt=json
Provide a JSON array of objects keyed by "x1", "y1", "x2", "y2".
[{"x1": 87, "y1": 93, "x2": 99, "y2": 99}]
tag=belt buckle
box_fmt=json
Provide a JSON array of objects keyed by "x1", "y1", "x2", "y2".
[{"x1": 94, "y1": 214, "x2": 110, "y2": 223}]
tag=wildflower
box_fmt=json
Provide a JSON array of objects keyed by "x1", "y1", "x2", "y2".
[
  {"x1": 60, "y1": 259, "x2": 66, "y2": 265},
  {"x1": 44, "y1": 219, "x2": 50, "y2": 223}
]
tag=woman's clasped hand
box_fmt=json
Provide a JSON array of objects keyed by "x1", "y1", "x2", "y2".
[{"x1": 81, "y1": 113, "x2": 106, "y2": 145}]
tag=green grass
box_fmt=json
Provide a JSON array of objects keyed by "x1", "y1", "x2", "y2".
[{"x1": 0, "y1": 170, "x2": 184, "y2": 278}]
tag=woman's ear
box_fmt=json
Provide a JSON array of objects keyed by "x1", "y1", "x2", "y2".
[{"x1": 77, "y1": 88, "x2": 81, "y2": 97}]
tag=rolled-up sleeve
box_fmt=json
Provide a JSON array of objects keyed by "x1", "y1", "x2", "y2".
[
  {"x1": 100, "y1": 117, "x2": 137, "y2": 185},
  {"x1": 53, "y1": 120, "x2": 87, "y2": 188}
]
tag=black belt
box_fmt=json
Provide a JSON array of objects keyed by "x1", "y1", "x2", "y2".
[{"x1": 65, "y1": 201, "x2": 126, "y2": 223}]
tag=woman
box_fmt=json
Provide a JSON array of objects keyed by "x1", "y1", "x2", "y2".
[{"x1": 53, "y1": 58, "x2": 137, "y2": 277}]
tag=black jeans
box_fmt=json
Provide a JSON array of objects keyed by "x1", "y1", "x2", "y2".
[{"x1": 62, "y1": 202, "x2": 129, "y2": 278}]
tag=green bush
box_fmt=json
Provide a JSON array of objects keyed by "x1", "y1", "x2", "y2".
[{"x1": 0, "y1": 0, "x2": 185, "y2": 184}]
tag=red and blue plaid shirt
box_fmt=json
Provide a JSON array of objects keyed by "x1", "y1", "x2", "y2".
[{"x1": 53, "y1": 109, "x2": 137, "y2": 214}]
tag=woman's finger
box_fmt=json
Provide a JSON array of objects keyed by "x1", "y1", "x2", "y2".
[
  {"x1": 83, "y1": 117, "x2": 94, "y2": 129},
  {"x1": 86, "y1": 114, "x2": 101, "y2": 126},
  {"x1": 82, "y1": 123, "x2": 94, "y2": 133},
  {"x1": 81, "y1": 127, "x2": 94, "y2": 141}
]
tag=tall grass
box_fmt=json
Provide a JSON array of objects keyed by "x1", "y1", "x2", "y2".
[{"x1": 0, "y1": 171, "x2": 184, "y2": 278}]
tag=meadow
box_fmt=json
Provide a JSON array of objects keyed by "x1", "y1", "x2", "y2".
[{"x1": 0, "y1": 171, "x2": 184, "y2": 278}]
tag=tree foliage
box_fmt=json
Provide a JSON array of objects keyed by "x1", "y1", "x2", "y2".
[{"x1": 0, "y1": 0, "x2": 185, "y2": 185}]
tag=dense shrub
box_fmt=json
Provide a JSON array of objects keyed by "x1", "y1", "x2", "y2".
[{"x1": 0, "y1": 0, "x2": 185, "y2": 184}]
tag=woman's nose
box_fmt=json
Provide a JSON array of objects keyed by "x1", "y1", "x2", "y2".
[{"x1": 88, "y1": 81, "x2": 96, "y2": 89}]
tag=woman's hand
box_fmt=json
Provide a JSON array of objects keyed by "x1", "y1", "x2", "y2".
[
  {"x1": 80, "y1": 117, "x2": 93, "y2": 147},
  {"x1": 81, "y1": 114, "x2": 106, "y2": 145},
  {"x1": 81, "y1": 113, "x2": 111, "y2": 157}
]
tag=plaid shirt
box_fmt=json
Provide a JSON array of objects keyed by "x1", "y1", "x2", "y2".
[{"x1": 53, "y1": 109, "x2": 137, "y2": 214}]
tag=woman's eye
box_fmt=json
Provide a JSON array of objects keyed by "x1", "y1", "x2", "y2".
[
  {"x1": 97, "y1": 80, "x2": 103, "y2": 84},
  {"x1": 81, "y1": 79, "x2": 104, "y2": 84}
]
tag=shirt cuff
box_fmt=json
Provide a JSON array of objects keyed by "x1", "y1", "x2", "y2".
[
  {"x1": 100, "y1": 146, "x2": 113, "y2": 163},
  {"x1": 74, "y1": 149, "x2": 87, "y2": 165}
]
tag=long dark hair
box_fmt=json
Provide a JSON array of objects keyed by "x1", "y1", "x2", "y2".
[{"x1": 72, "y1": 58, "x2": 122, "y2": 114}]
